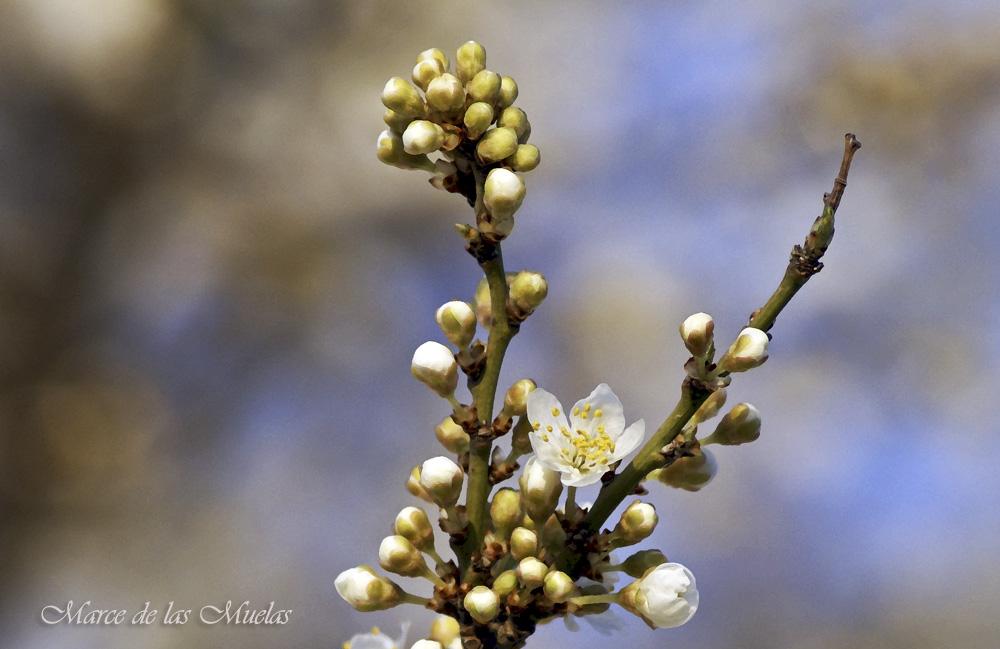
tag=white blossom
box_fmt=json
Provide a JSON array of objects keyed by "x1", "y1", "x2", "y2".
[
  {"x1": 343, "y1": 622, "x2": 410, "y2": 649},
  {"x1": 620, "y1": 562, "x2": 698, "y2": 629}
]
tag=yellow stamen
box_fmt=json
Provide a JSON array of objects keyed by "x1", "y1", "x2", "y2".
[
  {"x1": 541, "y1": 434, "x2": 549, "y2": 442},
  {"x1": 595, "y1": 409, "x2": 603, "y2": 418},
  {"x1": 551, "y1": 407, "x2": 560, "y2": 416},
  {"x1": 583, "y1": 403, "x2": 592, "y2": 413},
  {"x1": 546, "y1": 425, "x2": 553, "y2": 432},
  {"x1": 533, "y1": 422, "x2": 541, "y2": 431},
  {"x1": 573, "y1": 407, "x2": 580, "y2": 416}
]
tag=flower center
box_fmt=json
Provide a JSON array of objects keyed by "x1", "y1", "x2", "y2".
[{"x1": 559, "y1": 425, "x2": 615, "y2": 469}]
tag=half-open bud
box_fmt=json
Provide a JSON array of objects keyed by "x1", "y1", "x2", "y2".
[
  {"x1": 335, "y1": 566, "x2": 402, "y2": 612},
  {"x1": 717, "y1": 327, "x2": 769, "y2": 373},
  {"x1": 483, "y1": 168, "x2": 525, "y2": 235},
  {"x1": 679, "y1": 312, "x2": 715, "y2": 358},
  {"x1": 411, "y1": 341, "x2": 459, "y2": 398},
  {"x1": 519, "y1": 456, "x2": 562, "y2": 522},
  {"x1": 435, "y1": 300, "x2": 477, "y2": 348},
  {"x1": 378, "y1": 535, "x2": 428, "y2": 577},
  {"x1": 619, "y1": 562, "x2": 698, "y2": 628},
  {"x1": 418, "y1": 456, "x2": 464, "y2": 507}
]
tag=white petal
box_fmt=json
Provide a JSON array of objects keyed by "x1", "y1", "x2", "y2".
[
  {"x1": 528, "y1": 431, "x2": 567, "y2": 468},
  {"x1": 526, "y1": 388, "x2": 569, "y2": 432},
  {"x1": 562, "y1": 467, "x2": 604, "y2": 487},
  {"x1": 610, "y1": 419, "x2": 645, "y2": 462},
  {"x1": 571, "y1": 383, "x2": 625, "y2": 438}
]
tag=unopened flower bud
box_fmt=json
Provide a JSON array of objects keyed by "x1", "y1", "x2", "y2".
[
  {"x1": 378, "y1": 535, "x2": 428, "y2": 577},
  {"x1": 335, "y1": 566, "x2": 402, "y2": 612},
  {"x1": 381, "y1": 77, "x2": 426, "y2": 118},
  {"x1": 504, "y1": 379, "x2": 536, "y2": 418},
  {"x1": 434, "y1": 300, "x2": 476, "y2": 348},
  {"x1": 411, "y1": 641, "x2": 442, "y2": 649},
  {"x1": 619, "y1": 562, "x2": 698, "y2": 629},
  {"x1": 497, "y1": 107, "x2": 530, "y2": 143},
  {"x1": 692, "y1": 388, "x2": 727, "y2": 425},
  {"x1": 705, "y1": 403, "x2": 761, "y2": 446},
  {"x1": 383, "y1": 109, "x2": 413, "y2": 134},
  {"x1": 508, "y1": 144, "x2": 540, "y2": 172},
  {"x1": 543, "y1": 570, "x2": 575, "y2": 603},
  {"x1": 492, "y1": 570, "x2": 518, "y2": 598},
  {"x1": 614, "y1": 501, "x2": 658, "y2": 545},
  {"x1": 429, "y1": 615, "x2": 460, "y2": 645},
  {"x1": 679, "y1": 312, "x2": 715, "y2": 358},
  {"x1": 516, "y1": 557, "x2": 548, "y2": 589},
  {"x1": 411, "y1": 341, "x2": 459, "y2": 398},
  {"x1": 402, "y1": 120, "x2": 446, "y2": 155},
  {"x1": 393, "y1": 506, "x2": 435, "y2": 552},
  {"x1": 425, "y1": 73, "x2": 466, "y2": 113},
  {"x1": 435, "y1": 416, "x2": 470, "y2": 454},
  {"x1": 650, "y1": 448, "x2": 717, "y2": 492},
  {"x1": 508, "y1": 271, "x2": 547, "y2": 317},
  {"x1": 412, "y1": 57, "x2": 445, "y2": 91},
  {"x1": 477, "y1": 127, "x2": 519, "y2": 165},
  {"x1": 490, "y1": 488, "x2": 522, "y2": 540},
  {"x1": 455, "y1": 41, "x2": 487, "y2": 85},
  {"x1": 419, "y1": 456, "x2": 464, "y2": 508},
  {"x1": 464, "y1": 585, "x2": 499, "y2": 624},
  {"x1": 406, "y1": 466, "x2": 433, "y2": 503},
  {"x1": 483, "y1": 168, "x2": 525, "y2": 234},
  {"x1": 461, "y1": 102, "x2": 493, "y2": 141},
  {"x1": 509, "y1": 527, "x2": 538, "y2": 560},
  {"x1": 467, "y1": 69, "x2": 501, "y2": 105},
  {"x1": 718, "y1": 327, "x2": 769, "y2": 373},
  {"x1": 378, "y1": 130, "x2": 435, "y2": 172},
  {"x1": 519, "y1": 457, "x2": 563, "y2": 522},
  {"x1": 417, "y1": 48, "x2": 449, "y2": 72},
  {"x1": 496, "y1": 76, "x2": 518, "y2": 111},
  {"x1": 472, "y1": 277, "x2": 492, "y2": 329},
  {"x1": 619, "y1": 549, "x2": 669, "y2": 579}
]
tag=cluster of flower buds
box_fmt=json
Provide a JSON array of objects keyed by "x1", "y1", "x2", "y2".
[{"x1": 377, "y1": 41, "x2": 540, "y2": 242}]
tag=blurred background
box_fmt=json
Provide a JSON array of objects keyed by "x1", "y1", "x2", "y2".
[{"x1": 2, "y1": 1, "x2": 998, "y2": 648}]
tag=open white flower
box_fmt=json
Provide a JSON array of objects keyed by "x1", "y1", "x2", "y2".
[
  {"x1": 619, "y1": 562, "x2": 698, "y2": 629},
  {"x1": 343, "y1": 621, "x2": 410, "y2": 649},
  {"x1": 526, "y1": 384, "x2": 645, "y2": 487}
]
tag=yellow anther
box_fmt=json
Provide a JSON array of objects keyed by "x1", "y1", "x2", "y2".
[
  {"x1": 541, "y1": 434, "x2": 549, "y2": 442},
  {"x1": 584, "y1": 403, "x2": 592, "y2": 413},
  {"x1": 597, "y1": 425, "x2": 605, "y2": 434},
  {"x1": 546, "y1": 425, "x2": 553, "y2": 432},
  {"x1": 600, "y1": 457, "x2": 609, "y2": 465},
  {"x1": 551, "y1": 407, "x2": 560, "y2": 416},
  {"x1": 561, "y1": 427, "x2": 571, "y2": 438},
  {"x1": 573, "y1": 407, "x2": 580, "y2": 416},
  {"x1": 580, "y1": 412, "x2": 588, "y2": 419},
  {"x1": 372, "y1": 628, "x2": 380, "y2": 635},
  {"x1": 533, "y1": 422, "x2": 541, "y2": 431},
  {"x1": 343, "y1": 643, "x2": 351, "y2": 649},
  {"x1": 595, "y1": 409, "x2": 603, "y2": 418}
]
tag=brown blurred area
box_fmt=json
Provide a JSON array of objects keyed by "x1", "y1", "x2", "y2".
[{"x1": 2, "y1": 2, "x2": 1000, "y2": 648}]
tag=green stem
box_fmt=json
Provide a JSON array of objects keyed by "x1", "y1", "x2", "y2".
[
  {"x1": 568, "y1": 593, "x2": 619, "y2": 607},
  {"x1": 565, "y1": 486, "x2": 577, "y2": 517},
  {"x1": 400, "y1": 591, "x2": 431, "y2": 607}
]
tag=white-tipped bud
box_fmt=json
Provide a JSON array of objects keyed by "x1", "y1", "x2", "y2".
[
  {"x1": 419, "y1": 456, "x2": 464, "y2": 508},
  {"x1": 492, "y1": 569, "x2": 518, "y2": 598},
  {"x1": 402, "y1": 120, "x2": 446, "y2": 155},
  {"x1": 650, "y1": 448, "x2": 717, "y2": 492},
  {"x1": 504, "y1": 379, "x2": 536, "y2": 417},
  {"x1": 412, "y1": 57, "x2": 445, "y2": 91},
  {"x1": 490, "y1": 488, "x2": 522, "y2": 540},
  {"x1": 383, "y1": 109, "x2": 413, "y2": 134},
  {"x1": 381, "y1": 77, "x2": 426, "y2": 117},
  {"x1": 335, "y1": 566, "x2": 402, "y2": 612},
  {"x1": 378, "y1": 130, "x2": 435, "y2": 172},
  {"x1": 619, "y1": 562, "x2": 698, "y2": 629},
  {"x1": 516, "y1": 557, "x2": 548, "y2": 589},
  {"x1": 455, "y1": 41, "x2": 487, "y2": 85},
  {"x1": 411, "y1": 641, "x2": 442, "y2": 649},
  {"x1": 435, "y1": 300, "x2": 477, "y2": 348},
  {"x1": 476, "y1": 127, "x2": 519, "y2": 165},
  {"x1": 508, "y1": 271, "x2": 547, "y2": 317},
  {"x1": 509, "y1": 526, "x2": 538, "y2": 561},
  {"x1": 463, "y1": 102, "x2": 494, "y2": 140},
  {"x1": 464, "y1": 585, "x2": 499, "y2": 624},
  {"x1": 718, "y1": 327, "x2": 769, "y2": 373},
  {"x1": 406, "y1": 466, "x2": 434, "y2": 503},
  {"x1": 435, "y1": 415, "x2": 470, "y2": 454},
  {"x1": 411, "y1": 341, "x2": 459, "y2": 398},
  {"x1": 393, "y1": 506, "x2": 435, "y2": 552},
  {"x1": 467, "y1": 69, "x2": 502, "y2": 105},
  {"x1": 425, "y1": 73, "x2": 466, "y2": 113},
  {"x1": 519, "y1": 456, "x2": 563, "y2": 522},
  {"x1": 679, "y1": 312, "x2": 715, "y2": 358},
  {"x1": 619, "y1": 549, "x2": 669, "y2": 578},
  {"x1": 417, "y1": 48, "x2": 449, "y2": 72},
  {"x1": 496, "y1": 76, "x2": 518, "y2": 112},
  {"x1": 614, "y1": 501, "x2": 658, "y2": 545},
  {"x1": 429, "y1": 615, "x2": 460, "y2": 644},
  {"x1": 497, "y1": 107, "x2": 530, "y2": 143},
  {"x1": 482, "y1": 168, "x2": 525, "y2": 236},
  {"x1": 508, "y1": 144, "x2": 540, "y2": 172},
  {"x1": 705, "y1": 403, "x2": 761, "y2": 446},
  {"x1": 543, "y1": 570, "x2": 575, "y2": 603},
  {"x1": 378, "y1": 534, "x2": 428, "y2": 577}
]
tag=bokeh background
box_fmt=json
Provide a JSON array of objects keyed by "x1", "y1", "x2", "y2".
[{"x1": 2, "y1": 1, "x2": 999, "y2": 648}]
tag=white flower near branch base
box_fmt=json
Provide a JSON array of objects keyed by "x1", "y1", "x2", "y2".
[
  {"x1": 410, "y1": 342, "x2": 459, "y2": 398},
  {"x1": 335, "y1": 566, "x2": 402, "y2": 612},
  {"x1": 619, "y1": 562, "x2": 699, "y2": 629},
  {"x1": 343, "y1": 621, "x2": 410, "y2": 649},
  {"x1": 526, "y1": 384, "x2": 645, "y2": 487}
]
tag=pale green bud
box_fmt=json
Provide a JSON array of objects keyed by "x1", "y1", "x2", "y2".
[
  {"x1": 402, "y1": 120, "x2": 446, "y2": 155},
  {"x1": 490, "y1": 488, "x2": 522, "y2": 540},
  {"x1": 508, "y1": 271, "x2": 548, "y2": 317},
  {"x1": 543, "y1": 570, "x2": 575, "y2": 603},
  {"x1": 679, "y1": 312, "x2": 715, "y2": 358},
  {"x1": 335, "y1": 566, "x2": 402, "y2": 612},
  {"x1": 692, "y1": 388, "x2": 727, "y2": 425},
  {"x1": 464, "y1": 585, "x2": 499, "y2": 624},
  {"x1": 718, "y1": 327, "x2": 769, "y2": 373},
  {"x1": 519, "y1": 457, "x2": 562, "y2": 522},
  {"x1": 619, "y1": 549, "x2": 669, "y2": 578},
  {"x1": 472, "y1": 277, "x2": 493, "y2": 329},
  {"x1": 419, "y1": 456, "x2": 465, "y2": 508},
  {"x1": 429, "y1": 615, "x2": 460, "y2": 645},
  {"x1": 393, "y1": 506, "x2": 435, "y2": 552},
  {"x1": 378, "y1": 534, "x2": 427, "y2": 577},
  {"x1": 435, "y1": 300, "x2": 477, "y2": 348},
  {"x1": 455, "y1": 40, "x2": 487, "y2": 85},
  {"x1": 377, "y1": 130, "x2": 435, "y2": 172},
  {"x1": 411, "y1": 341, "x2": 458, "y2": 398},
  {"x1": 508, "y1": 144, "x2": 540, "y2": 172},
  {"x1": 435, "y1": 415, "x2": 470, "y2": 454},
  {"x1": 483, "y1": 168, "x2": 525, "y2": 230},
  {"x1": 417, "y1": 48, "x2": 449, "y2": 72},
  {"x1": 650, "y1": 448, "x2": 717, "y2": 492},
  {"x1": 476, "y1": 127, "x2": 519, "y2": 165},
  {"x1": 497, "y1": 107, "x2": 530, "y2": 143},
  {"x1": 496, "y1": 76, "x2": 518, "y2": 111},
  {"x1": 509, "y1": 526, "x2": 538, "y2": 561},
  {"x1": 406, "y1": 466, "x2": 434, "y2": 503},
  {"x1": 704, "y1": 403, "x2": 761, "y2": 446},
  {"x1": 381, "y1": 77, "x2": 425, "y2": 117},
  {"x1": 614, "y1": 500, "x2": 658, "y2": 545},
  {"x1": 383, "y1": 109, "x2": 413, "y2": 135},
  {"x1": 425, "y1": 73, "x2": 466, "y2": 113},
  {"x1": 504, "y1": 379, "x2": 536, "y2": 417},
  {"x1": 468, "y1": 69, "x2": 501, "y2": 105},
  {"x1": 463, "y1": 102, "x2": 494, "y2": 140},
  {"x1": 412, "y1": 57, "x2": 445, "y2": 92},
  {"x1": 516, "y1": 557, "x2": 548, "y2": 589},
  {"x1": 492, "y1": 570, "x2": 518, "y2": 598}
]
